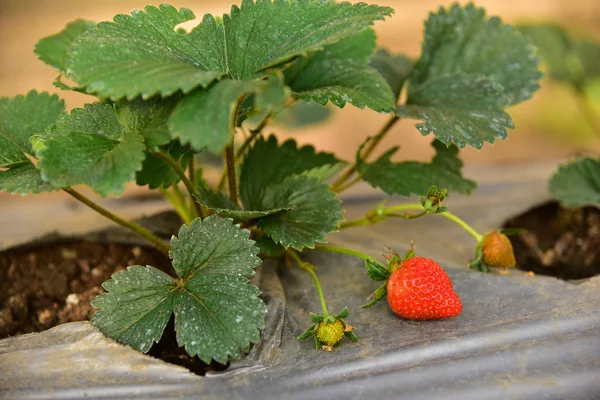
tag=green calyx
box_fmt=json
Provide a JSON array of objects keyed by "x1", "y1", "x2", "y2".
[
  {"x1": 382, "y1": 244, "x2": 415, "y2": 274},
  {"x1": 297, "y1": 307, "x2": 358, "y2": 351},
  {"x1": 419, "y1": 185, "x2": 449, "y2": 214},
  {"x1": 362, "y1": 243, "x2": 417, "y2": 309},
  {"x1": 468, "y1": 243, "x2": 489, "y2": 273}
]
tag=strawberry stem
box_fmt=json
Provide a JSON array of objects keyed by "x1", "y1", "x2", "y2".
[
  {"x1": 287, "y1": 251, "x2": 329, "y2": 317},
  {"x1": 313, "y1": 244, "x2": 377, "y2": 263},
  {"x1": 331, "y1": 115, "x2": 400, "y2": 193},
  {"x1": 159, "y1": 186, "x2": 193, "y2": 225},
  {"x1": 62, "y1": 188, "x2": 170, "y2": 254},
  {"x1": 435, "y1": 209, "x2": 483, "y2": 242},
  {"x1": 573, "y1": 86, "x2": 600, "y2": 139},
  {"x1": 340, "y1": 203, "x2": 484, "y2": 242},
  {"x1": 150, "y1": 150, "x2": 203, "y2": 219},
  {"x1": 215, "y1": 112, "x2": 272, "y2": 192}
]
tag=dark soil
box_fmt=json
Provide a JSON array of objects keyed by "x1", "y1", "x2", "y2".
[
  {"x1": 0, "y1": 240, "x2": 227, "y2": 375},
  {"x1": 503, "y1": 201, "x2": 600, "y2": 280}
]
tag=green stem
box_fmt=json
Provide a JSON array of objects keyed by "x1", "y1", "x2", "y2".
[
  {"x1": 340, "y1": 203, "x2": 484, "y2": 242},
  {"x1": 435, "y1": 209, "x2": 484, "y2": 242},
  {"x1": 62, "y1": 188, "x2": 170, "y2": 254},
  {"x1": 173, "y1": 185, "x2": 194, "y2": 224},
  {"x1": 313, "y1": 243, "x2": 375, "y2": 263},
  {"x1": 236, "y1": 113, "x2": 271, "y2": 158},
  {"x1": 225, "y1": 142, "x2": 238, "y2": 204},
  {"x1": 151, "y1": 150, "x2": 203, "y2": 219},
  {"x1": 188, "y1": 156, "x2": 198, "y2": 215},
  {"x1": 331, "y1": 115, "x2": 400, "y2": 191},
  {"x1": 333, "y1": 175, "x2": 361, "y2": 194},
  {"x1": 160, "y1": 186, "x2": 192, "y2": 224},
  {"x1": 287, "y1": 251, "x2": 329, "y2": 317},
  {"x1": 216, "y1": 113, "x2": 271, "y2": 192},
  {"x1": 574, "y1": 88, "x2": 600, "y2": 139}
]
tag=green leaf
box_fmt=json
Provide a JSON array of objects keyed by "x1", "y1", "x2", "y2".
[
  {"x1": 92, "y1": 216, "x2": 265, "y2": 363},
  {"x1": 222, "y1": 0, "x2": 393, "y2": 80},
  {"x1": 519, "y1": 24, "x2": 600, "y2": 88},
  {"x1": 170, "y1": 216, "x2": 266, "y2": 363},
  {"x1": 35, "y1": 19, "x2": 96, "y2": 73},
  {"x1": 91, "y1": 265, "x2": 177, "y2": 353},
  {"x1": 240, "y1": 135, "x2": 338, "y2": 210},
  {"x1": 358, "y1": 140, "x2": 476, "y2": 196},
  {"x1": 365, "y1": 258, "x2": 389, "y2": 281},
  {"x1": 257, "y1": 175, "x2": 343, "y2": 250},
  {"x1": 168, "y1": 79, "x2": 258, "y2": 153},
  {"x1": 285, "y1": 29, "x2": 395, "y2": 112},
  {"x1": 254, "y1": 71, "x2": 291, "y2": 115},
  {"x1": 408, "y1": 3, "x2": 541, "y2": 107},
  {"x1": 0, "y1": 161, "x2": 57, "y2": 195},
  {"x1": 37, "y1": 103, "x2": 145, "y2": 197},
  {"x1": 0, "y1": 91, "x2": 66, "y2": 166},
  {"x1": 396, "y1": 74, "x2": 514, "y2": 149},
  {"x1": 549, "y1": 157, "x2": 600, "y2": 206},
  {"x1": 0, "y1": 91, "x2": 65, "y2": 195},
  {"x1": 67, "y1": 2, "x2": 392, "y2": 99},
  {"x1": 116, "y1": 97, "x2": 178, "y2": 149},
  {"x1": 195, "y1": 186, "x2": 292, "y2": 220},
  {"x1": 67, "y1": 5, "x2": 224, "y2": 99},
  {"x1": 370, "y1": 49, "x2": 413, "y2": 101},
  {"x1": 302, "y1": 163, "x2": 346, "y2": 182},
  {"x1": 136, "y1": 141, "x2": 192, "y2": 189}
]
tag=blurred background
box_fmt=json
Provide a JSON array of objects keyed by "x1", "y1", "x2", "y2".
[{"x1": 0, "y1": 0, "x2": 599, "y2": 244}]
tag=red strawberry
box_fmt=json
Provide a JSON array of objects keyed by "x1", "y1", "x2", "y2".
[
  {"x1": 387, "y1": 256, "x2": 462, "y2": 320},
  {"x1": 481, "y1": 231, "x2": 516, "y2": 268}
]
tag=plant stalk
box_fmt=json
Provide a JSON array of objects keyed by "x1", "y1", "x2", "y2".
[
  {"x1": 574, "y1": 88, "x2": 600, "y2": 139},
  {"x1": 225, "y1": 142, "x2": 238, "y2": 204},
  {"x1": 333, "y1": 176, "x2": 361, "y2": 194},
  {"x1": 236, "y1": 113, "x2": 271, "y2": 158},
  {"x1": 288, "y1": 251, "x2": 329, "y2": 317},
  {"x1": 331, "y1": 115, "x2": 400, "y2": 191},
  {"x1": 340, "y1": 203, "x2": 483, "y2": 242},
  {"x1": 313, "y1": 243, "x2": 375, "y2": 263},
  {"x1": 160, "y1": 186, "x2": 192, "y2": 224},
  {"x1": 216, "y1": 112, "x2": 272, "y2": 192},
  {"x1": 62, "y1": 188, "x2": 170, "y2": 254},
  {"x1": 188, "y1": 156, "x2": 198, "y2": 215},
  {"x1": 151, "y1": 150, "x2": 203, "y2": 219}
]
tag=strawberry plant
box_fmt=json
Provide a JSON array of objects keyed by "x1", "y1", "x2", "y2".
[{"x1": 0, "y1": 1, "x2": 541, "y2": 363}]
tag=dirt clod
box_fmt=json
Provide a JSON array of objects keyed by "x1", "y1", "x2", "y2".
[{"x1": 503, "y1": 201, "x2": 600, "y2": 280}]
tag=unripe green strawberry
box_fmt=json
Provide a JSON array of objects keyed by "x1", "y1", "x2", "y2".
[
  {"x1": 387, "y1": 256, "x2": 462, "y2": 320},
  {"x1": 316, "y1": 319, "x2": 345, "y2": 347},
  {"x1": 481, "y1": 231, "x2": 516, "y2": 268}
]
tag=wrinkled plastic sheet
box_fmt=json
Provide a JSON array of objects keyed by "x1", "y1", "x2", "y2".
[{"x1": 1, "y1": 162, "x2": 599, "y2": 399}]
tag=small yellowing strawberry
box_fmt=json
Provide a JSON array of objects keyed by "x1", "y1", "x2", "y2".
[
  {"x1": 316, "y1": 319, "x2": 345, "y2": 347},
  {"x1": 481, "y1": 231, "x2": 516, "y2": 268}
]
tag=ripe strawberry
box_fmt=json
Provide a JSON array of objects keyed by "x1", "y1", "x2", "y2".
[
  {"x1": 316, "y1": 319, "x2": 345, "y2": 347},
  {"x1": 387, "y1": 256, "x2": 462, "y2": 320},
  {"x1": 481, "y1": 231, "x2": 516, "y2": 268}
]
